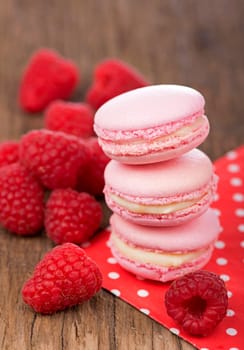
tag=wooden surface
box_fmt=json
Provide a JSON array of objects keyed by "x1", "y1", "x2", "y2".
[{"x1": 0, "y1": 1, "x2": 243, "y2": 349}]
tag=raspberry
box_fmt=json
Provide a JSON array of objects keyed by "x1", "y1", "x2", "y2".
[
  {"x1": 19, "y1": 129, "x2": 89, "y2": 189},
  {"x1": 44, "y1": 100, "x2": 94, "y2": 138},
  {"x1": 86, "y1": 58, "x2": 148, "y2": 110},
  {"x1": 0, "y1": 141, "x2": 19, "y2": 167},
  {"x1": 165, "y1": 271, "x2": 228, "y2": 336},
  {"x1": 22, "y1": 243, "x2": 102, "y2": 314},
  {"x1": 45, "y1": 188, "x2": 102, "y2": 244},
  {"x1": 77, "y1": 137, "x2": 110, "y2": 195},
  {"x1": 0, "y1": 163, "x2": 44, "y2": 235},
  {"x1": 19, "y1": 49, "x2": 79, "y2": 112}
]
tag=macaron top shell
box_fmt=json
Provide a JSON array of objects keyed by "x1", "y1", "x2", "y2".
[
  {"x1": 104, "y1": 149, "x2": 213, "y2": 197},
  {"x1": 94, "y1": 85, "x2": 205, "y2": 131},
  {"x1": 110, "y1": 209, "x2": 220, "y2": 252}
]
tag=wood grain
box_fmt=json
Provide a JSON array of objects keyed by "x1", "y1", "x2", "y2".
[{"x1": 0, "y1": 1, "x2": 243, "y2": 349}]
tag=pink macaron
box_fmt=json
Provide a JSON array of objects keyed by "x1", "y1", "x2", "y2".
[
  {"x1": 109, "y1": 209, "x2": 221, "y2": 282},
  {"x1": 94, "y1": 84, "x2": 209, "y2": 164},
  {"x1": 104, "y1": 148, "x2": 218, "y2": 226}
]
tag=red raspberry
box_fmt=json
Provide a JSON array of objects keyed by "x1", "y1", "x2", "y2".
[
  {"x1": 45, "y1": 188, "x2": 102, "y2": 244},
  {"x1": 19, "y1": 49, "x2": 79, "y2": 112},
  {"x1": 86, "y1": 59, "x2": 148, "y2": 110},
  {"x1": 22, "y1": 243, "x2": 102, "y2": 314},
  {"x1": 0, "y1": 163, "x2": 44, "y2": 235},
  {"x1": 0, "y1": 141, "x2": 19, "y2": 167},
  {"x1": 77, "y1": 137, "x2": 110, "y2": 196},
  {"x1": 19, "y1": 129, "x2": 89, "y2": 189},
  {"x1": 165, "y1": 271, "x2": 228, "y2": 336},
  {"x1": 44, "y1": 100, "x2": 94, "y2": 138}
]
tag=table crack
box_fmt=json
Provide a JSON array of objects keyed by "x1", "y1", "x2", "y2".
[
  {"x1": 61, "y1": 313, "x2": 65, "y2": 350},
  {"x1": 30, "y1": 313, "x2": 37, "y2": 347}
]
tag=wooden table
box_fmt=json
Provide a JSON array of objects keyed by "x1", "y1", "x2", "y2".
[{"x1": 0, "y1": 1, "x2": 243, "y2": 349}]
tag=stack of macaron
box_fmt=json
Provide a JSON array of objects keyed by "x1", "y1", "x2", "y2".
[{"x1": 94, "y1": 84, "x2": 221, "y2": 282}]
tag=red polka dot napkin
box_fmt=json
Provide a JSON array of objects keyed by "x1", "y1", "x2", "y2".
[{"x1": 84, "y1": 145, "x2": 244, "y2": 350}]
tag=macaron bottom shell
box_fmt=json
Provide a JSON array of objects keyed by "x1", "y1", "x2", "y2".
[
  {"x1": 110, "y1": 238, "x2": 214, "y2": 283},
  {"x1": 99, "y1": 115, "x2": 209, "y2": 165},
  {"x1": 108, "y1": 210, "x2": 220, "y2": 282},
  {"x1": 104, "y1": 149, "x2": 217, "y2": 226},
  {"x1": 104, "y1": 181, "x2": 216, "y2": 226}
]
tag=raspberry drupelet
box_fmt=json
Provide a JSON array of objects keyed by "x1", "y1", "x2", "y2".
[
  {"x1": 165, "y1": 271, "x2": 228, "y2": 336},
  {"x1": 0, "y1": 141, "x2": 19, "y2": 168},
  {"x1": 19, "y1": 49, "x2": 79, "y2": 112},
  {"x1": 22, "y1": 243, "x2": 103, "y2": 314},
  {"x1": 86, "y1": 58, "x2": 148, "y2": 110},
  {"x1": 0, "y1": 163, "x2": 44, "y2": 235},
  {"x1": 19, "y1": 129, "x2": 90, "y2": 190},
  {"x1": 45, "y1": 188, "x2": 102, "y2": 245},
  {"x1": 44, "y1": 100, "x2": 94, "y2": 138}
]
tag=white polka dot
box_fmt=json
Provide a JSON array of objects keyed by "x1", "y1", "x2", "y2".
[
  {"x1": 140, "y1": 308, "x2": 150, "y2": 315},
  {"x1": 214, "y1": 240, "x2": 226, "y2": 249},
  {"x1": 226, "y1": 327, "x2": 238, "y2": 336},
  {"x1": 200, "y1": 348, "x2": 209, "y2": 350},
  {"x1": 230, "y1": 177, "x2": 242, "y2": 186},
  {"x1": 81, "y1": 241, "x2": 91, "y2": 248},
  {"x1": 226, "y1": 309, "x2": 235, "y2": 317},
  {"x1": 228, "y1": 164, "x2": 240, "y2": 173},
  {"x1": 170, "y1": 327, "x2": 180, "y2": 335},
  {"x1": 240, "y1": 241, "x2": 244, "y2": 248},
  {"x1": 238, "y1": 224, "x2": 244, "y2": 232},
  {"x1": 229, "y1": 348, "x2": 239, "y2": 350},
  {"x1": 236, "y1": 209, "x2": 244, "y2": 217},
  {"x1": 213, "y1": 208, "x2": 221, "y2": 216},
  {"x1": 110, "y1": 289, "x2": 121, "y2": 296},
  {"x1": 220, "y1": 274, "x2": 230, "y2": 282},
  {"x1": 226, "y1": 151, "x2": 237, "y2": 159},
  {"x1": 233, "y1": 193, "x2": 244, "y2": 202},
  {"x1": 108, "y1": 272, "x2": 120, "y2": 279},
  {"x1": 107, "y1": 257, "x2": 117, "y2": 264},
  {"x1": 137, "y1": 289, "x2": 149, "y2": 297},
  {"x1": 213, "y1": 193, "x2": 219, "y2": 202},
  {"x1": 216, "y1": 257, "x2": 228, "y2": 265},
  {"x1": 227, "y1": 290, "x2": 233, "y2": 298}
]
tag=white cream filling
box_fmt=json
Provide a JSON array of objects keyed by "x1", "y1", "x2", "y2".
[
  {"x1": 158, "y1": 115, "x2": 205, "y2": 139},
  {"x1": 109, "y1": 192, "x2": 206, "y2": 214},
  {"x1": 111, "y1": 233, "x2": 207, "y2": 267}
]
